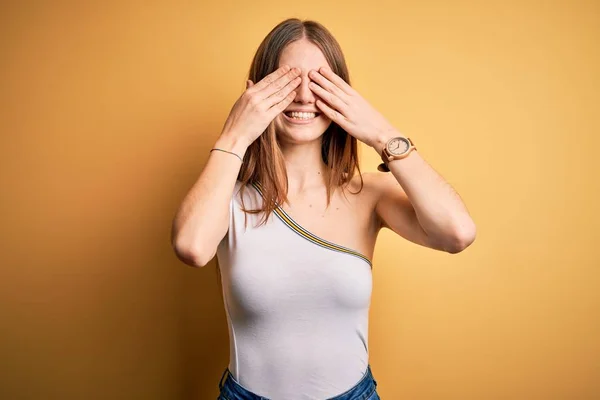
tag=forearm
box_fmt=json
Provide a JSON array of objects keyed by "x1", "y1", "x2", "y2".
[
  {"x1": 372, "y1": 132, "x2": 476, "y2": 249},
  {"x1": 171, "y1": 132, "x2": 249, "y2": 265}
]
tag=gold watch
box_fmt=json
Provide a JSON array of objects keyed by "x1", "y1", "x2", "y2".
[{"x1": 377, "y1": 136, "x2": 416, "y2": 172}]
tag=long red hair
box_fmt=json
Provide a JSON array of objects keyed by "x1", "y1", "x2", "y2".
[{"x1": 236, "y1": 18, "x2": 365, "y2": 226}]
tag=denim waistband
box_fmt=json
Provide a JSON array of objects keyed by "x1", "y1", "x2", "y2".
[{"x1": 218, "y1": 365, "x2": 377, "y2": 400}]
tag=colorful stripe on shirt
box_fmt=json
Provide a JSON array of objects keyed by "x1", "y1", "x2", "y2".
[{"x1": 251, "y1": 181, "x2": 373, "y2": 268}]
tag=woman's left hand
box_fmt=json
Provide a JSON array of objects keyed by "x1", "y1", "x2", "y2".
[{"x1": 308, "y1": 66, "x2": 397, "y2": 148}]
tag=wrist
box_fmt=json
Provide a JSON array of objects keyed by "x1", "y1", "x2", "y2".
[
  {"x1": 371, "y1": 129, "x2": 400, "y2": 155},
  {"x1": 215, "y1": 132, "x2": 250, "y2": 158}
]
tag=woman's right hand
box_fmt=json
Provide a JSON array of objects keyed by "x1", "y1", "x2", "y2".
[{"x1": 220, "y1": 65, "x2": 302, "y2": 146}]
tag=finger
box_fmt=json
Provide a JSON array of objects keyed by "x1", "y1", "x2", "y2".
[
  {"x1": 309, "y1": 82, "x2": 349, "y2": 116},
  {"x1": 250, "y1": 65, "x2": 292, "y2": 92},
  {"x1": 318, "y1": 66, "x2": 355, "y2": 96},
  {"x1": 267, "y1": 90, "x2": 297, "y2": 118},
  {"x1": 308, "y1": 69, "x2": 349, "y2": 104},
  {"x1": 258, "y1": 67, "x2": 301, "y2": 100},
  {"x1": 264, "y1": 75, "x2": 301, "y2": 109},
  {"x1": 315, "y1": 98, "x2": 349, "y2": 128}
]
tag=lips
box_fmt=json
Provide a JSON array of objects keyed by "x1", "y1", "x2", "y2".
[
  {"x1": 284, "y1": 111, "x2": 320, "y2": 118},
  {"x1": 282, "y1": 111, "x2": 321, "y2": 125}
]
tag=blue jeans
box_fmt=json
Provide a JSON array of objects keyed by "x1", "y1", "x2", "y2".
[{"x1": 217, "y1": 365, "x2": 380, "y2": 400}]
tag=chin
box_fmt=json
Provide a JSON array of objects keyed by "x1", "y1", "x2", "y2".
[{"x1": 274, "y1": 113, "x2": 332, "y2": 143}]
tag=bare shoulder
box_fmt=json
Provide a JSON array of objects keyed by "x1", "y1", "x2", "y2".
[
  {"x1": 353, "y1": 171, "x2": 438, "y2": 249},
  {"x1": 346, "y1": 171, "x2": 399, "y2": 203},
  {"x1": 345, "y1": 171, "x2": 394, "y2": 229},
  {"x1": 345, "y1": 171, "x2": 376, "y2": 197}
]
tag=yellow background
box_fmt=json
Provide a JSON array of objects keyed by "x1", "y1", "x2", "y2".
[{"x1": 1, "y1": 1, "x2": 598, "y2": 399}]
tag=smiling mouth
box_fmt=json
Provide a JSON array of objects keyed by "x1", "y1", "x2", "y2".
[{"x1": 284, "y1": 111, "x2": 321, "y2": 120}]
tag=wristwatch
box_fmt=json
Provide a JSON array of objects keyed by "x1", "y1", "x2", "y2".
[{"x1": 377, "y1": 136, "x2": 417, "y2": 172}]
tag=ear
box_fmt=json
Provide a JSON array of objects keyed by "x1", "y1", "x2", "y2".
[{"x1": 246, "y1": 80, "x2": 254, "y2": 89}]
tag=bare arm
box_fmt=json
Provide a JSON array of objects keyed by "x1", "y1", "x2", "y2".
[
  {"x1": 304, "y1": 66, "x2": 475, "y2": 254},
  {"x1": 372, "y1": 133, "x2": 476, "y2": 254},
  {"x1": 171, "y1": 65, "x2": 302, "y2": 267},
  {"x1": 171, "y1": 134, "x2": 249, "y2": 267}
]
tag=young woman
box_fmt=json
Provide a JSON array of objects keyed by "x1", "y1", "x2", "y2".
[{"x1": 172, "y1": 18, "x2": 476, "y2": 400}]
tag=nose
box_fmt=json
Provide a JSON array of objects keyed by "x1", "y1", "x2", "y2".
[{"x1": 294, "y1": 73, "x2": 316, "y2": 104}]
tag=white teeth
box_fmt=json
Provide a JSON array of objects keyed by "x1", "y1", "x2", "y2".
[{"x1": 288, "y1": 111, "x2": 317, "y2": 119}]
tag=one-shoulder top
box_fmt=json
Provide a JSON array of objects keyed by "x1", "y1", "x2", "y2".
[{"x1": 216, "y1": 179, "x2": 373, "y2": 400}]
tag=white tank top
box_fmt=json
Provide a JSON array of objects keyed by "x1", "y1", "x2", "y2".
[{"x1": 216, "y1": 179, "x2": 373, "y2": 399}]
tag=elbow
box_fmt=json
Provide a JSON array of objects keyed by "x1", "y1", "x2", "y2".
[
  {"x1": 446, "y1": 220, "x2": 477, "y2": 254},
  {"x1": 172, "y1": 239, "x2": 213, "y2": 268}
]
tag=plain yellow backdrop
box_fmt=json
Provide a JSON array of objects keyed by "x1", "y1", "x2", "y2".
[{"x1": 1, "y1": 1, "x2": 598, "y2": 399}]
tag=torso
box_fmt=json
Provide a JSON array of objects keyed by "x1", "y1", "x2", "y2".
[
  {"x1": 217, "y1": 177, "x2": 377, "y2": 398},
  {"x1": 277, "y1": 172, "x2": 382, "y2": 262}
]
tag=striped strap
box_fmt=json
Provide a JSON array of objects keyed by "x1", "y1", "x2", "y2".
[{"x1": 250, "y1": 181, "x2": 372, "y2": 268}]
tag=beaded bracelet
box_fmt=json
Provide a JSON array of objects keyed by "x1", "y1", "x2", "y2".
[{"x1": 210, "y1": 148, "x2": 243, "y2": 163}]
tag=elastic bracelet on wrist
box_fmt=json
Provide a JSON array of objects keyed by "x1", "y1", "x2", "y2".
[{"x1": 210, "y1": 147, "x2": 243, "y2": 163}]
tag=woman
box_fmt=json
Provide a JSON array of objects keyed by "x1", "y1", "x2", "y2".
[{"x1": 172, "y1": 18, "x2": 476, "y2": 400}]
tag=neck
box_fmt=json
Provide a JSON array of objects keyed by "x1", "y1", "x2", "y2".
[{"x1": 279, "y1": 136, "x2": 329, "y2": 194}]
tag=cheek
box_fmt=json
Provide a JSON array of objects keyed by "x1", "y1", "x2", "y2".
[{"x1": 274, "y1": 114, "x2": 285, "y2": 126}]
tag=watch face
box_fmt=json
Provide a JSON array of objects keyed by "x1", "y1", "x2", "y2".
[{"x1": 387, "y1": 137, "x2": 410, "y2": 155}]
